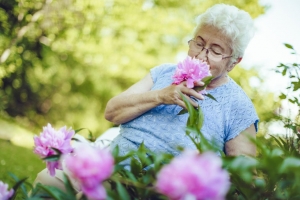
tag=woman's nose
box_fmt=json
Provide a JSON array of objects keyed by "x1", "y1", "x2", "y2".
[{"x1": 196, "y1": 49, "x2": 208, "y2": 61}]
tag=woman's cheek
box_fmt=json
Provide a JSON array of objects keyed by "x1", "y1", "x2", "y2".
[{"x1": 187, "y1": 50, "x2": 197, "y2": 58}]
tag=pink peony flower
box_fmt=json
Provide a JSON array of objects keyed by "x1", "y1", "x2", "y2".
[
  {"x1": 172, "y1": 56, "x2": 211, "y2": 90},
  {"x1": 33, "y1": 123, "x2": 75, "y2": 176},
  {"x1": 0, "y1": 181, "x2": 14, "y2": 200},
  {"x1": 64, "y1": 143, "x2": 114, "y2": 200},
  {"x1": 156, "y1": 151, "x2": 230, "y2": 200}
]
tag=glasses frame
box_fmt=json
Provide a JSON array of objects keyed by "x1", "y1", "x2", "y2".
[{"x1": 188, "y1": 39, "x2": 233, "y2": 62}]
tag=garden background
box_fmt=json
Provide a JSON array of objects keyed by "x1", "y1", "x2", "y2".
[{"x1": 0, "y1": 0, "x2": 299, "y2": 197}]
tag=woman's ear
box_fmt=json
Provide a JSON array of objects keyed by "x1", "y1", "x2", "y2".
[
  {"x1": 227, "y1": 57, "x2": 243, "y2": 72},
  {"x1": 235, "y1": 57, "x2": 243, "y2": 65}
]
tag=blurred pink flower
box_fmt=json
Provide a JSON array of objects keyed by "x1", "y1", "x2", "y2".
[
  {"x1": 0, "y1": 181, "x2": 14, "y2": 200},
  {"x1": 33, "y1": 123, "x2": 75, "y2": 176},
  {"x1": 156, "y1": 151, "x2": 230, "y2": 200},
  {"x1": 64, "y1": 143, "x2": 114, "y2": 200},
  {"x1": 172, "y1": 56, "x2": 211, "y2": 89}
]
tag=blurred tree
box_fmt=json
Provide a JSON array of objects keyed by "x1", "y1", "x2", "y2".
[{"x1": 0, "y1": 0, "x2": 275, "y2": 136}]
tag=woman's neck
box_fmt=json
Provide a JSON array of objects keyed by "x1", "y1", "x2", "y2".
[{"x1": 206, "y1": 73, "x2": 229, "y2": 90}]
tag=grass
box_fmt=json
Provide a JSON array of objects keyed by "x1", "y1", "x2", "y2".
[{"x1": 0, "y1": 139, "x2": 45, "y2": 190}]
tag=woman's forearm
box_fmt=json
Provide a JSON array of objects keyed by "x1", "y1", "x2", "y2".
[
  {"x1": 104, "y1": 73, "x2": 204, "y2": 125},
  {"x1": 104, "y1": 90, "x2": 162, "y2": 124}
]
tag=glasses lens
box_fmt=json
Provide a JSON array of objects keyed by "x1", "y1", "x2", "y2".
[
  {"x1": 189, "y1": 40, "x2": 223, "y2": 62},
  {"x1": 189, "y1": 40, "x2": 199, "y2": 50},
  {"x1": 207, "y1": 52, "x2": 222, "y2": 62}
]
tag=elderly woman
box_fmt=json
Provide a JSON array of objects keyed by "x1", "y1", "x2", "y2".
[
  {"x1": 105, "y1": 3, "x2": 258, "y2": 158},
  {"x1": 33, "y1": 3, "x2": 258, "y2": 193}
]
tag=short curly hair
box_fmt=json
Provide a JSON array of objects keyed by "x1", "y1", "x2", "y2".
[{"x1": 193, "y1": 4, "x2": 255, "y2": 59}]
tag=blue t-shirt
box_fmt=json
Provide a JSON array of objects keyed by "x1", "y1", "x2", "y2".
[{"x1": 110, "y1": 63, "x2": 259, "y2": 157}]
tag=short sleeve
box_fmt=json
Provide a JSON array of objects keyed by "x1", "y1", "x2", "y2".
[
  {"x1": 225, "y1": 92, "x2": 259, "y2": 142},
  {"x1": 150, "y1": 63, "x2": 176, "y2": 84}
]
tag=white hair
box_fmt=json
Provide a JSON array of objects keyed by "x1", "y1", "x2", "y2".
[{"x1": 193, "y1": 4, "x2": 255, "y2": 59}]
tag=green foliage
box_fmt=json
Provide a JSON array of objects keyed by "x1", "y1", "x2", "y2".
[
  {"x1": 0, "y1": 139, "x2": 44, "y2": 200},
  {"x1": 274, "y1": 44, "x2": 299, "y2": 141},
  {"x1": 0, "y1": 0, "x2": 268, "y2": 136},
  {"x1": 225, "y1": 44, "x2": 300, "y2": 200},
  {"x1": 107, "y1": 143, "x2": 173, "y2": 200},
  {"x1": 0, "y1": 140, "x2": 44, "y2": 185},
  {"x1": 1, "y1": 44, "x2": 299, "y2": 199}
]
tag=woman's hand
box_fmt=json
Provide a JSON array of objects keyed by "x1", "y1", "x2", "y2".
[
  {"x1": 157, "y1": 81, "x2": 205, "y2": 109},
  {"x1": 105, "y1": 74, "x2": 205, "y2": 124}
]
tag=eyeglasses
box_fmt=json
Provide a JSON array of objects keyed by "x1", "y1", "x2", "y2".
[{"x1": 188, "y1": 39, "x2": 232, "y2": 62}]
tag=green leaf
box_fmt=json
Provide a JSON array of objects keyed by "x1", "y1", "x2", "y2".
[
  {"x1": 202, "y1": 76, "x2": 214, "y2": 85},
  {"x1": 26, "y1": 197, "x2": 47, "y2": 200},
  {"x1": 279, "y1": 93, "x2": 286, "y2": 99},
  {"x1": 137, "y1": 142, "x2": 147, "y2": 154},
  {"x1": 269, "y1": 134, "x2": 285, "y2": 149},
  {"x1": 193, "y1": 85, "x2": 205, "y2": 92},
  {"x1": 75, "y1": 128, "x2": 86, "y2": 133},
  {"x1": 180, "y1": 92, "x2": 197, "y2": 125},
  {"x1": 116, "y1": 182, "x2": 131, "y2": 200},
  {"x1": 227, "y1": 156, "x2": 258, "y2": 183},
  {"x1": 130, "y1": 157, "x2": 142, "y2": 177},
  {"x1": 292, "y1": 80, "x2": 300, "y2": 91},
  {"x1": 36, "y1": 183, "x2": 69, "y2": 200},
  {"x1": 124, "y1": 142, "x2": 152, "y2": 169},
  {"x1": 282, "y1": 67, "x2": 287, "y2": 76},
  {"x1": 279, "y1": 157, "x2": 300, "y2": 173},
  {"x1": 71, "y1": 137, "x2": 80, "y2": 142},
  {"x1": 123, "y1": 169, "x2": 138, "y2": 182},
  {"x1": 74, "y1": 128, "x2": 95, "y2": 142},
  {"x1": 178, "y1": 109, "x2": 188, "y2": 115},
  {"x1": 253, "y1": 177, "x2": 266, "y2": 188},
  {"x1": 114, "y1": 154, "x2": 134, "y2": 165},
  {"x1": 196, "y1": 105, "x2": 204, "y2": 130},
  {"x1": 284, "y1": 43, "x2": 294, "y2": 49},
  {"x1": 112, "y1": 145, "x2": 120, "y2": 158},
  {"x1": 88, "y1": 129, "x2": 95, "y2": 142},
  {"x1": 194, "y1": 76, "x2": 213, "y2": 92},
  {"x1": 51, "y1": 147, "x2": 62, "y2": 155},
  {"x1": 8, "y1": 173, "x2": 29, "y2": 197},
  {"x1": 9, "y1": 177, "x2": 28, "y2": 200},
  {"x1": 62, "y1": 174, "x2": 77, "y2": 197},
  {"x1": 43, "y1": 154, "x2": 60, "y2": 161},
  {"x1": 106, "y1": 189, "x2": 119, "y2": 200},
  {"x1": 205, "y1": 93, "x2": 217, "y2": 102}
]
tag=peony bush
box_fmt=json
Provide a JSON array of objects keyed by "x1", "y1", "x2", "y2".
[
  {"x1": 33, "y1": 123, "x2": 75, "y2": 176},
  {"x1": 156, "y1": 151, "x2": 230, "y2": 200},
  {"x1": 0, "y1": 181, "x2": 14, "y2": 200},
  {"x1": 1, "y1": 44, "x2": 299, "y2": 200},
  {"x1": 64, "y1": 143, "x2": 114, "y2": 200}
]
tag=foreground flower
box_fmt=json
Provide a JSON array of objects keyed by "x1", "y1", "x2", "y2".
[
  {"x1": 156, "y1": 151, "x2": 230, "y2": 200},
  {"x1": 64, "y1": 143, "x2": 114, "y2": 200},
  {"x1": 0, "y1": 181, "x2": 14, "y2": 200},
  {"x1": 33, "y1": 123, "x2": 75, "y2": 176},
  {"x1": 172, "y1": 56, "x2": 211, "y2": 90}
]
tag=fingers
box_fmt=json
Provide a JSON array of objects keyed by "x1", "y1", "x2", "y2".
[
  {"x1": 181, "y1": 87, "x2": 204, "y2": 101},
  {"x1": 194, "y1": 81, "x2": 205, "y2": 87},
  {"x1": 174, "y1": 91, "x2": 199, "y2": 108},
  {"x1": 184, "y1": 94, "x2": 199, "y2": 108},
  {"x1": 181, "y1": 80, "x2": 204, "y2": 87},
  {"x1": 175, "y1": 82, "x2": 205, "y2": 108},
  {"x1": 161, "y1": 82, "x2": 205, "y2": 108}
]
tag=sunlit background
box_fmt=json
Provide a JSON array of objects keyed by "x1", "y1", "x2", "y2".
[
  {"x1": 1, "y1": 0, "x2": 300, "y2": 189},
  {"x1": 244, "y1": 0, "x2": 300, "y2": 92},
  {"x1": 243, "y1": 0, "x2": 300, "y2": 137},
  {"x1": 0, "y1": 0, "x2": 298, "y2": 148}
]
